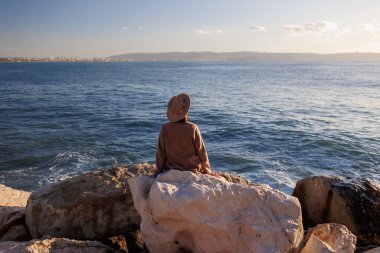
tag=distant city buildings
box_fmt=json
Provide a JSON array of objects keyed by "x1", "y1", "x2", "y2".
[{"x1": 0, "y1": 57, "x2": 112, "y2": 62}]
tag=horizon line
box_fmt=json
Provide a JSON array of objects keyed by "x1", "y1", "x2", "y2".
[{"x1": 2, "y1": 50, "x2": 380, "y2": 59}]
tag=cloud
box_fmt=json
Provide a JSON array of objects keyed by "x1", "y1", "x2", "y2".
[
  {"x1": 5, "y1": 46, "x2": 18, "y2": 50},
  {"x1": 248, "y1": 25, "x2": 266, "y2": 32},
  {"x1": 282, "y1": 21, "x2": 345, "y2": 36},
  {"x1": 362, "y1": 22, "x2": 378, "y2": 31},
  {"x1": 334, "y1": 27, "x2": 350, "y2": 35},
  {"x1": 194, "y1": 29, "x2": 226, "y2": 35},
  {"x1": 361, "y1": 22, "x2": 380, "y2": 36},
  {"x1": 122, "y1": 26, "x2": 128, "y2": 31},
  {"x1": 138, "y1": 26, "x2": 144, "y2": 30}
]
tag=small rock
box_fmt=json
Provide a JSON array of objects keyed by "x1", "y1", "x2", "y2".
[
  {"x1": 100, "y1": 231, "x2": 149, "y2": 253},
  {"x1": 302, "y1": 223, "x2": 356, "y2": 253},
  {"x1": 301, "y1": 234, "x2": 336, "y2": 253},
  {"x1": 0, "y1": 237, "x2": 117, "y2": 253}
]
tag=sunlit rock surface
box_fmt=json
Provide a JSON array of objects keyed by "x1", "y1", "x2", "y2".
[
  {"x1": 0, "y1": 237, "x2": 116, "y2": 253},
  {"x1": 301, "y1": 223, "x2": 356, "y2": 253},
  {"x1": 301, "y1": 234, "x2": 335, "y2": 253},
  {"x1": 129, "y1": 169, "x2": 303, "y2": 253},
  {"x1": 0, "y1": 184, "x2": 30, "y2": 207}
]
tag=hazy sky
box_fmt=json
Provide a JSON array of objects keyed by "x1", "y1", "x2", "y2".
[{"x1": 1, "y1": 0, "x2": 380, "y2": 57}]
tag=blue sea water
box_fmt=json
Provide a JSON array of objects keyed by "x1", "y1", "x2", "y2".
[{"x1": 0, "y1": 62, "x2": 379, "y2": 194}]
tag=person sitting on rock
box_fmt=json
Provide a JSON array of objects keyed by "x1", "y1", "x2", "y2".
[{"x1": 156, "y1": 93, "x2": 212, "y2": 175}]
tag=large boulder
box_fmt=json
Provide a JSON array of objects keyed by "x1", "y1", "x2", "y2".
[
  {"x1": 0, "y1": 237, "x2": 116, "y2": 253},
  {"x1": 0, "y1": 184, "x2": 31, "y2": 241},
  {"x1": 128, "y1": 169, "x2": 304, "y2": 253},
  {"x1": 25, "y1": 163, "x2": 157, "y2": 239},
  {"x1": 293, "y1": 176, "x2": 380, "y2": 246},
  {"x1": 301, "y1": 223, "x2": 356, "y2": 253}
]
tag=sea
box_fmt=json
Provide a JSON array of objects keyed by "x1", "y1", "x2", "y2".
[{"x1": 0, "y1": 61, "x2": 379, "y2": 194}]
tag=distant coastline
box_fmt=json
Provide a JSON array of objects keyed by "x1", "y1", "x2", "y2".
[
  {"x1": 2, "y1": 51, "x2": 380, "y2": 62},
  {"x1": 110, "y1": 51, "x2": 380, "y2": 62}
]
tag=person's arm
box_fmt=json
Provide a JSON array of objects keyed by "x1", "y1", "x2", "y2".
[
  {"x1": 194, "y1": 125, "x2": 211, "y2": 174},
  {"x1": 156, "y1": 126, "x2": 167, "y2": 173}
]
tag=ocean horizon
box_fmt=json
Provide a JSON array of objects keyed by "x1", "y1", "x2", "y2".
[{"x1": 0, "y1": 61, "x2": 379, "y2": 194}]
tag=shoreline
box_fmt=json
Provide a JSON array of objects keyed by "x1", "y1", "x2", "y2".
[{"x1": 0, "y1": 163, "x2": 379, "y2": 252}]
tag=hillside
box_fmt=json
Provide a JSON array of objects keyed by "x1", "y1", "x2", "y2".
[{"x1": 109, "y1": 51, "x2": 380, "y2": 62}]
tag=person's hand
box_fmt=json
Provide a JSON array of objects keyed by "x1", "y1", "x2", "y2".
[{"x1": 202, "y1": 167, "x2": 211, "y2": 174}]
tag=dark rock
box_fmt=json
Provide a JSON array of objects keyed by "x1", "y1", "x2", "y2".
[
  {"x1": 355, "y1": 245, "x2": 379, "y2": 253},
  {"x1": 100, "y1": 230, "x2": 150, "y2": 253},
  {"x1": 0, "y1": 224, "x2": 31, "y2": 241},
  {"x1": 125, "y1": 230, "x2": 150, "y2": 253},
  {"x1": 0, "y1": 185, "x2": 32, "y2": 242},
  {"x1": 293, "y1": 176, "x2": 380, "y2": 246},
  {"x1": 0, "y1": 206, "x2": 24, "y2": 238},
  {"x1": 100, "y1": 235, "x2": 129, "y2": 253},
  {"x1": 0, "y1": 206, "x2": 31, "y2": 242}
]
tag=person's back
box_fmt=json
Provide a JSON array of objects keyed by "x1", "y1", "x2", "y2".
[
  {"x1": 156, "y1": 121, "x2": 209, "y2": 173},
  {"x1": 156, "y1": 93, "x2": 211, "y2": 174}
]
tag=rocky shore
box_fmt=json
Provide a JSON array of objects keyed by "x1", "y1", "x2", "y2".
[{"x1": 0, "y1": 163, "x2": 379, "y2": 253}]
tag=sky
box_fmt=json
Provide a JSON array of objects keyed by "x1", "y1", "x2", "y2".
[{"x1": 1, "y1": 0, "x2": 380, "y2": 58}]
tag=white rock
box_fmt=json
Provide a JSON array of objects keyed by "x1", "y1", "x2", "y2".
[
  {"x1": 128, "y1": 169, "x2": 303, "y2": 253},
  {"x1": 301, "y1": 235, "x2": 336, "y2": 253},
  {"x1": 302, "y1": 223, "x2": 356, "y2": 253}
]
